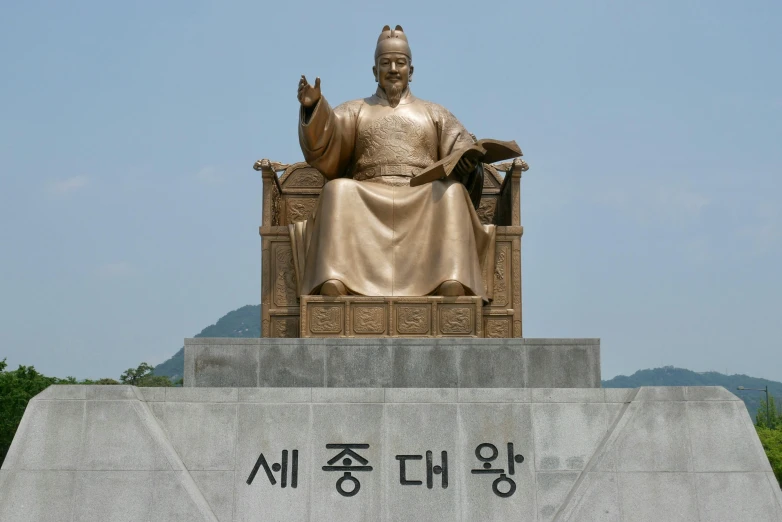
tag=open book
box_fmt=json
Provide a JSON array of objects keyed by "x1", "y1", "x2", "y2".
[{"x1": 409, "y1": 139, "x2": 522, "y2": 187}]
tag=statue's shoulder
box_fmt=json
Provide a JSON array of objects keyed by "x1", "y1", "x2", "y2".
[
  {"x1": 416, "y1": 97, "x2": 462, "y2": 126},
  {"x1": 415, "y1": 97, "x2": 444, "y2": 112},
  {"x1": 333, "y1": 98, "x2": 365, "y2": 117}
]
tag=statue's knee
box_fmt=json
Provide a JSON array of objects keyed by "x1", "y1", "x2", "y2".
[
  {"x1": 322, "y1": 178, "x2": 355, "y2": 199},
  {"x1": 435, "y1": 179, "x2": 469, "y2": 201}
]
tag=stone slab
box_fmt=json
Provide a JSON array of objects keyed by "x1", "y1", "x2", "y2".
[
  {"x1": 184, "y1": 338, "x2": 601, "y2": 388},
  {"x1": 2, "y1": 385, "x2": 780, "y2": 521}
]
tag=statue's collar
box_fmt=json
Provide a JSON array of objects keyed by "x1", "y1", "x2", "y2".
[{"x1": 371, "y1": 86, "x2": 415, "y2": 106}]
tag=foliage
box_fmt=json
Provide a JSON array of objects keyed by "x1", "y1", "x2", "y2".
[
  {"x1": 0, "y1": 360, "x2": 57, "y2": 466},
  {"x1": 120, "y1": 362, "x2": 154, "y2": 385},
  {"x1": 752, "y1": 393, "x2": 782, "y2": 489},
  {"x1": 153, "y1": 304, "x2": 261, "y2": 379},
  {"x1": 756, "y1": 426, "x2": 782, "y2": 488},
  {"x1": 139, "y1": 375, "x2": 174, "y2": 387},
  {"x1": 94, "y1": 378, "x2": 120, "y2": 385},
  {"x1": 755, "y1": 395, "x2": 782, "y2": 429},
  {"x1": 120, "y1": 362, "x2": 173, "y2": 387}
]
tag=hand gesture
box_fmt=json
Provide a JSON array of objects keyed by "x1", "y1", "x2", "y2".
[{"x1": 298, "y1": 75, "x2": 321, "y2": 108}]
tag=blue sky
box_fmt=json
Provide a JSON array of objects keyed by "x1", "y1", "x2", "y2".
[{"x1": 1, "y1": 1, "x2": 780, "y2": 381}]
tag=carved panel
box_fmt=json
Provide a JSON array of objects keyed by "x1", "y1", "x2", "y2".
[
  {"x1": 284, "y1": 168, "x2": 325, "y2": 188},
  {"x1": 485, "y1": 318, "x2": 510, "y2": 338},
  {"x1": 353, "y1": 306, "x2": 385, "y2": 334},
  {"x1": 262, "y1": 319, "x2": 270, "y2": 338},
  {"x1": 493, "y1": 243, "x2": 510, "y2": 307},
  {"x1": 273, "y1": 245, "x2": 297, "y2": 308},
  {"x1": 512, "y1": 239, "x2": 522, "y2": 333},
  {"x1": 286, "y1": 197, "x2": 318, "y2": 223},
  {"x1": 439, "y1": 306, "x2": 472, "y2": 335},
  {"x1": 483, "y1": 165, "x2": 501, "y2": 189},
  {"x1": 300, "y1": 296, "x2": 480, "y2": 338},
  {"x1": 271, "y1": 184, "x2": 280, "y2": 226},
  {"x1": 396, "y1": 305, "x2": 430, "y2": 335},
  {"x1": 271, "y1": 316, "x2": 299, "y2": 338},
  {"x1": 309, "y1": 305, "x2": 343, "y2": 334},
  {"x1": 261, "y1": 242, "x2": 271, "y2": 309},
  {"x1": 477, "y1": 198, "x2": 497, "y2": 225}
]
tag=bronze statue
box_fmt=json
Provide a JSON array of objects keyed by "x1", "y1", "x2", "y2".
[{"x1": 291, "y1": 25, "x2": 499, "y2": 300}]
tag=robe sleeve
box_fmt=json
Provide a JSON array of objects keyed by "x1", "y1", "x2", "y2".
[
  {"x1": 427, "y1": 103, "x2": 485, "y2": 208},
  {"x1": 298, "y1": 97, "x2": 361, "y2": 180},
  {"x1": 433, "y1": 107, "x2": 475, "y2": 160}
]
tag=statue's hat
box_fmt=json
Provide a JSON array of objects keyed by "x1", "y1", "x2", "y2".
[{"x1": 375, "y1": 25, "x2": 412, "y2": 60}]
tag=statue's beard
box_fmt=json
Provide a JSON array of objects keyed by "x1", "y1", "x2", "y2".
[{"x1": 383, "y1": 82, "x2": 404, "y2": 107}]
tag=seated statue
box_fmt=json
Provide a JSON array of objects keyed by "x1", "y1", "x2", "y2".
[{"x1": 291, "y1": 25, "x2": 495, "y2": 301}]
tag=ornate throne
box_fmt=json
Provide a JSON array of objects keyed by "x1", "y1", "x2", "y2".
[{"x1": 257, "y1": 159, "x2": 528, "y2": 338}]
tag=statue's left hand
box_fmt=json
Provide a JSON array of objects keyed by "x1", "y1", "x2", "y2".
[{"x1": 453, "y1": 156, "x2": 478, "y2": 183}]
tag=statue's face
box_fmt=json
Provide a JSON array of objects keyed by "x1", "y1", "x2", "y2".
[{"x1": 373, "y1": 53, "x2": 413, "y2": 92}]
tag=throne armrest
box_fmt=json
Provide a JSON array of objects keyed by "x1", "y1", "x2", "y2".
[
  {"x1": 256, "y1": 160, "x2": 326, "y2": 227},
  {"x1": 494, "y1": 158, "x2": 528, "y2": 227}
]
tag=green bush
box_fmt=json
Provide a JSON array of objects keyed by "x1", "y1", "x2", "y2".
[{"x1": 756, "y1": 426, "x2": 782, "y2": 488}]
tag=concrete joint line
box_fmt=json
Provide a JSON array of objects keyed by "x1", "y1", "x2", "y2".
[
  {"x1": 129, "y1": 391, "x2": 220, "y2": 522},
  {"x1": 552, "y1": 387, "x2": 640, "y2": 521}
]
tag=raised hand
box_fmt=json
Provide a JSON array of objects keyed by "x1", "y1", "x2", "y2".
[{"x1": 298, "y1": 75, "x2": 321, "y2": 108}]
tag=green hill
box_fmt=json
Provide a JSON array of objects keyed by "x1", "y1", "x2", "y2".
[
  {"x1": 603, "y1": 366, "x2": 782, "y2": 420},
  {"x1": 153, "y1": 305, "x2": 261, "y2": 380},
  {"x1": 153, "y1": 306, "x2": 780, "y2": 421}
]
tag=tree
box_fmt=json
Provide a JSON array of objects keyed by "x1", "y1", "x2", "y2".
[
  {"x1": 755, "y1": 395, "x2": 782, "y2": 429},
  {"x1": 753, "y1": 393, "x2": 782, "y2": 489},
  {"x1": 120, "y1": 362, "x2": 173, "y2": 387},
  {"x1": 94, "y1": 378, "x2": 120, "y2": 385},
  {"x1": 756, "y1": 426, "x2": 782, "y2": 488},
  {"x1": 137, "y1": 375, "x2": 174, "y2": 387},
  {"x1": 120, "y1": 362, "x2": 154, "y2": 385}
]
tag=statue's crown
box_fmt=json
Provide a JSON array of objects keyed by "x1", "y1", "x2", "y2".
[{"x1": 375, "y1": 25, "x2": 412, "y2": 60}]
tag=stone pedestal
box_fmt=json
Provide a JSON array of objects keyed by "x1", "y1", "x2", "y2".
[
  {"x1": 2, "y1": 385, "x2": 780, "y2": 521},
  {"x1": 184, "y1": 338, "x2": 601, "y2": 388},
  {"x1": 3, "y1": 337, "x2": 782, "y2": 520}
]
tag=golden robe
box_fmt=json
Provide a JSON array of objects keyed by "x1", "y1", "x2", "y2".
[{"x1": 292, "y1": 88, "x2": 495, "y2": 299}]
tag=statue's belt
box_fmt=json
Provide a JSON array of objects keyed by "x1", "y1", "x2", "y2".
[{"x1": 354, "y1": 164, "x2": 422, "y2": 181}]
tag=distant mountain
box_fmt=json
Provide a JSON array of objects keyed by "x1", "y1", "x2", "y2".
[
  {"x1": 153, "y1": 307, "x2": 780, "y2": 421},
  {"x1": 153, "y1": 305, "x2": 261, "y2": 380},
  {"x1": 603, "y1": 366, "x2": 782, "y2": 420}
]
